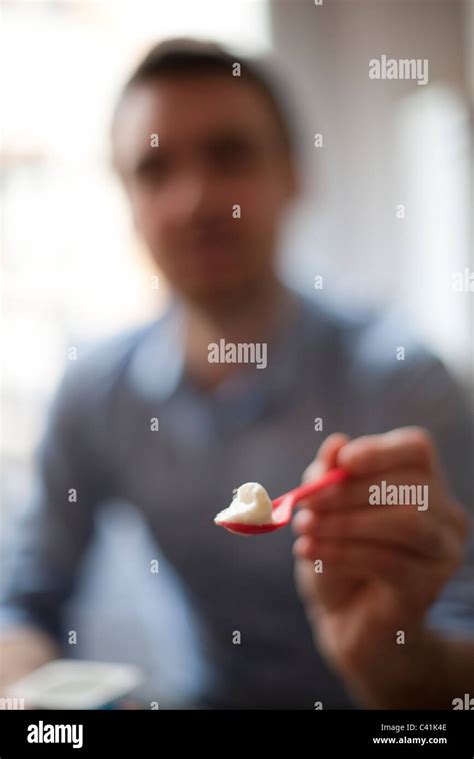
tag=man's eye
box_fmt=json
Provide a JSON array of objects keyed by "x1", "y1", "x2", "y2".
[
  {"x1": 211, "y1": 143, "x2": 257, "y2": 172},
  {"x1": 135, "y1": 157, "x2": 168, "y2": 184}
]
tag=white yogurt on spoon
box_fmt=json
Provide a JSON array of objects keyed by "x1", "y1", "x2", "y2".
[{"x1": 214, "y1": 482, "x2": 273, "y2": 526}]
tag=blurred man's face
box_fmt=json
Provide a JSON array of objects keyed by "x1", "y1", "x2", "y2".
[{"x1": 113, "y1": 73, "x2": 298, "y2": 306}]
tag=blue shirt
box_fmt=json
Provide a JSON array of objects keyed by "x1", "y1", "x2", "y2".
[{"x1": 1, "y1": 291, "x2": 473, "y2": 708}]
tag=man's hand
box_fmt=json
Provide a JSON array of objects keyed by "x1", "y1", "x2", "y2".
[
  {"x1": 0, "y1": 626, "x2": 59, "y2": 699},
  {"x1": 292, "y1": 428, "x2": 471, "y2": 708}
]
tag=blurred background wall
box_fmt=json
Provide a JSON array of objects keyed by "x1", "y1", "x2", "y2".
[
  {"x1": 272, "y1": 0, "x2": 473, "y2": 379},
  {"x1": 2, "y1": 0, "x2": 473, "y2": 522}
]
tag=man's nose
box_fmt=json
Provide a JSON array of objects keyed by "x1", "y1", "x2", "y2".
[{"x1": 167, "y1": 171, "x2": 221, "y2": 222}]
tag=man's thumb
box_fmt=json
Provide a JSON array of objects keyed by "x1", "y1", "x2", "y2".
[{"x1": 302, "y1": 433, "x2": 350, "y2": 482}]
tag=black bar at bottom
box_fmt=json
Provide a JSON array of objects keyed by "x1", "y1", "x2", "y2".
[{"x1": 0, "y1": 709, "x2": 472, "y2": 757}]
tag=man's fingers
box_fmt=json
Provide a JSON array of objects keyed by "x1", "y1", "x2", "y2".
[
  {"x1": 303, "y1": 433, "x2": 350, "y2": 482},
  {"x1": 336, "y1": 427, "x2": 437, "y2": 476},
  {"x1": 294, "y1": 556, "x2": 362, "y2": 611},
  {"x1": 293, "y1": 504, "x2": 455, "y2": 561},
  {"x1": 318, "y1": 432, "x2": 350, "y2": 468},
  {"x1": 297, "y1": 469, "x2": 433, "y2": 514},
  {"x1": 292, "y1": 535, "x2": 441, "y2": 589}
]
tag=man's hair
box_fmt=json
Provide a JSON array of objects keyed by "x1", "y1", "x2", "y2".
[{"x1": 113, "y1": 37, "x2": 296, "y2": 154}]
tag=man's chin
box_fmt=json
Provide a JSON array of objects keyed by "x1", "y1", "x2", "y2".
[{"x1": 179, "y1": 277, "x2": 261, "y2": 310}]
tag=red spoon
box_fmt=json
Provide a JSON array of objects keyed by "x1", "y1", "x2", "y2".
[{"x1": 217, "y1": 468, "x2": 348, "y2": 535}]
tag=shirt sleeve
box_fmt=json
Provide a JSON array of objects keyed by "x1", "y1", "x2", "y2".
[{"x1": 0, "y1": 360, "x2": 112, "y2": 641}]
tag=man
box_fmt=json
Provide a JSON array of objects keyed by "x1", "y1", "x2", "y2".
[{"x1": 1, "y1": 39, "x2": 473, "y2": 709}]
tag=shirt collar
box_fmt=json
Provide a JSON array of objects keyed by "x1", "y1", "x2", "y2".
[
  {"x1": 128, "y1": 299, "x2": 187, "y2": 404},
  {"x1": 128, "y1": 289, "x2": 323, "y2": 420}
]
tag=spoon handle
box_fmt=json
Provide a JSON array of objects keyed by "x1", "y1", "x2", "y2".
[{"x1": 273, "y1": 468, "x2": 348, "y2": 508}]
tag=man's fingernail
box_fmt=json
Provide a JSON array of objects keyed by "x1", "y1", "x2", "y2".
[
  {"x1": 292, "y1": 509, "x2": 317, "y2": 533},
  {"x1": 302, "y1": 463, "x2": 324, "y2": 482},
  {"x1": 292, "y1": 536, "x2": 308, "y2": 558}
]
